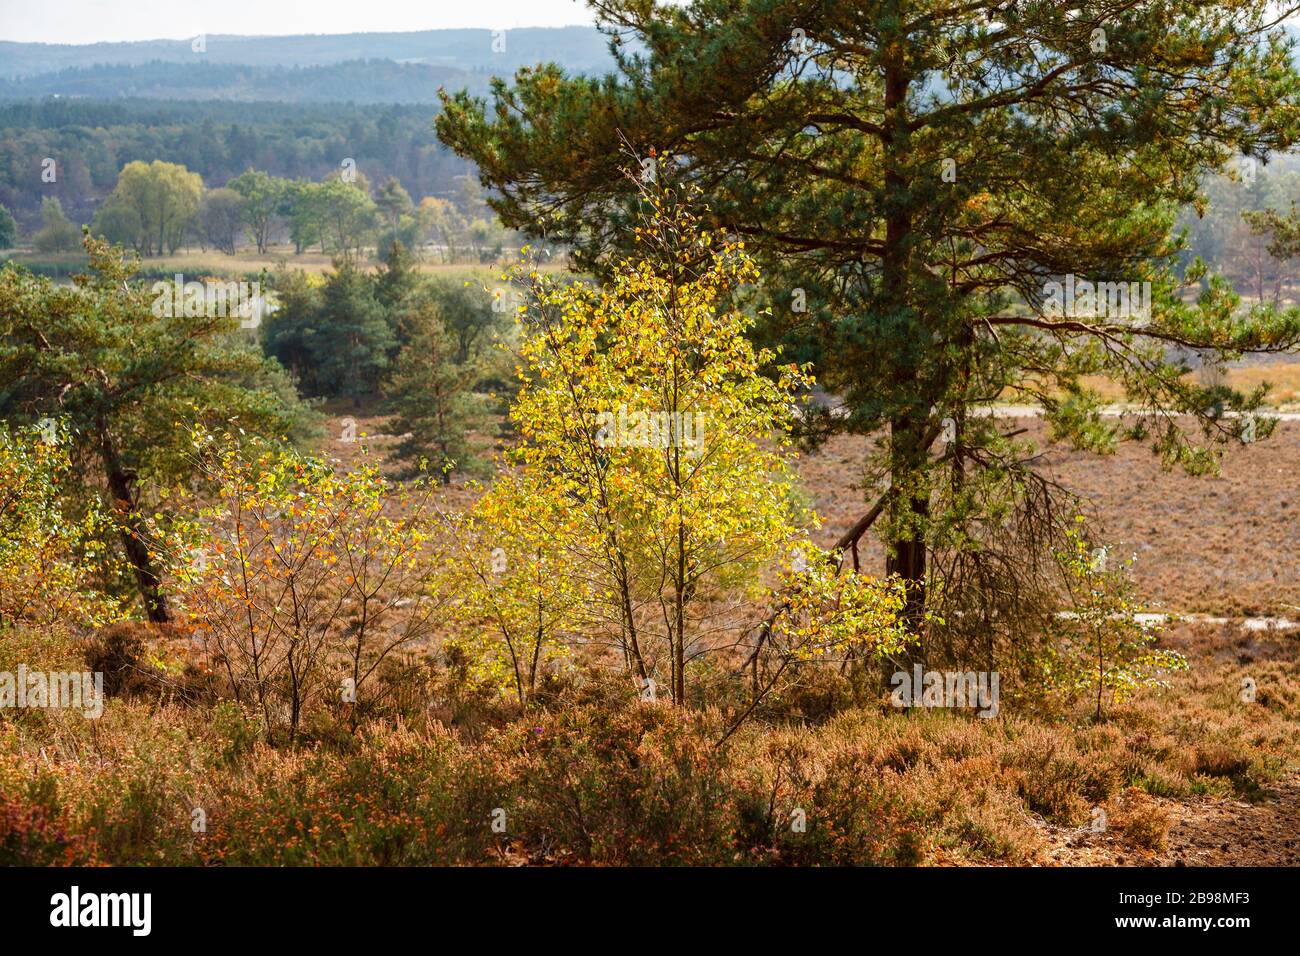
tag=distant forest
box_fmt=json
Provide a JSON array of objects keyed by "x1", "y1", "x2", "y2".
[
  {"x1": 0, "y1": 26, "x2": 621, "y2": 229},
  {"x1": 0, "y1": 59, "x2": 496, "y2": 103},
  {"x1": 0, "y1": 99, "x2": 471, "y2": 229}
]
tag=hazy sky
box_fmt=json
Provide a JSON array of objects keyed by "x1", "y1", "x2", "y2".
[
  {"x1": 0, "y1": 0, "x2": 598, "y2": 44},
  {"x1": 4, "y1": 1, "x2": 1293, "y2": 46}
]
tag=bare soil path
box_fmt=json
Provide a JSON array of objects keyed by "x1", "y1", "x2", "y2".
[{"x1": 1038, "y1": 772, "x2": 1300, "y2": 866}]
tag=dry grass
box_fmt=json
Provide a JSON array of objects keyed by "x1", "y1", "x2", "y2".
[
  {"x1": 5, "y1": 246, "x2": 569, "y2": 278},
  {"x1": 1069, "y1": 361, "x2": 1300, "y2": 408}
]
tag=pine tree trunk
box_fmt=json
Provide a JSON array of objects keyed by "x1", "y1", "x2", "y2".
[
  {"x1": 880, "y1": 54, "x2": 927, "y2": 655},
  {"x1": 886, "y1": 416, "x2": 929, "y2": 638}
]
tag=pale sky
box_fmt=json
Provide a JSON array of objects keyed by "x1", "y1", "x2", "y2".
[{"x1": 0, "y1": 0, "x2": 598, "y2": 44}]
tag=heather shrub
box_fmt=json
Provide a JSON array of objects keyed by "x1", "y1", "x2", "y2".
[
  {"x1": 775, "y1": 752, "x2": 927, "y2": 866},
  {"x1": 0, "y1": 790, "x2": 96, "y2": 866},
  {"x1": 1000, "y1": 726, "x2": 1123, "y2": 825},
  {"x1": 83, "y1": 621, "x2": 215, "y2": 704},
  {"x1": 202, "y1": 724, "x2": 497, "y2": 865},
  {"x1": 1117, "y1": 791, "x2": 1172, "y2": 852},
  {"x1": 0, "y1": 614, "x2": 1293, "y2": 867},
  {"x1": 73, "y1": 706, "x2": 205, "y2": 864},
  {"x1": 83, "y1": 621, "x2": 149, "y2": 697},
  {"x1": 489, "y1": 681, "x2": 740, "y2": 865}
]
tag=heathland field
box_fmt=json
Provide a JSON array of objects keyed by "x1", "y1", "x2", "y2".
[
  {"x1": 5, "y1": 6, "x2": 1300, "y2": 878},
  {"x1": 254, "y1": 406, "x2": 1297, "y2": 868}
]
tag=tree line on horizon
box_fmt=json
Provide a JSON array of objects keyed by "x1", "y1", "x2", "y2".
[
  {"x1": 0, "y1": 99, "x2": 470, "y2": 231},
  {"x1": 3, "y1": 158, "x2": 527, "y2": 265}
]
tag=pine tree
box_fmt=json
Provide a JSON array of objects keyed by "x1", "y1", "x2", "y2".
[
  {"x1": 0, "y1": 236, "x2": 315, "y2": 621},
  {"x1": 439, "y1": 1, "x2": 1300, "y2": 646},
  {"x1": 385, "y1": 303, "x2": 493, "y2": 482},
  {"x1": 375, "y1": 239, "x2": 419, "y2": 314},
  {"x1": 310, "y1": 261, "x2": 396, "y2": 405}
]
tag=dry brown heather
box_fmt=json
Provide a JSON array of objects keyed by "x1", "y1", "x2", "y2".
[
  {"x1": 338, "y1": 404, "x2": 1300, "y2": 617},
  {"x1": 1, "y1": 410, "x2": 1297, "y2": 867},
  {"x1": 803, "y1": 418, "x2": 1300, "y2": 617}
]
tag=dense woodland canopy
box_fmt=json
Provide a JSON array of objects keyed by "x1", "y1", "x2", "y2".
[{"x1": 0, "y1": 100, "x2": 472, "y2": 231}]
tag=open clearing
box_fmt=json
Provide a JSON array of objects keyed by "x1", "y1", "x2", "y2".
[{"x1": 803, "y1": 417, "x2": 1300, "y2": 618}]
